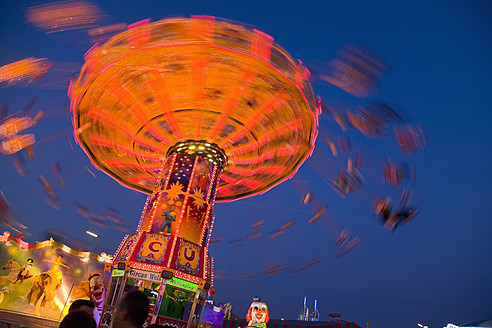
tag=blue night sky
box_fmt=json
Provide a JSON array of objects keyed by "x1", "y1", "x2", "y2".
[{"x1": 0, "y1": 1, "x2": 491, "y2": 328}]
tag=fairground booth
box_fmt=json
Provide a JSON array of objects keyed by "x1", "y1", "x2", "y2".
[{"x1": 0, "y1": 232, "x2": 110, "y2": 328}]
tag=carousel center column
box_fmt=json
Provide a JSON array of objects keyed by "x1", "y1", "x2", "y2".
[{"x1": 101, "y1": 140, "x2": 226, "y2": 328}]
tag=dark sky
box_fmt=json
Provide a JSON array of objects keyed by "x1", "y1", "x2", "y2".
[{"x1": 1, "y1": 1, "x2": 491, "y2": 328}]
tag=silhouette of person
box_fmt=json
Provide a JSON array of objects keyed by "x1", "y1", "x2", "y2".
[
  {"x1": 69, "y1": 299, "x2": 95, "y2": 315},
  {"x1": 59, "y1": 310, "x2": 97, "y2": 328},
  {"x1": 112, "y1": 290, "x2": 150, "y2": 328}
]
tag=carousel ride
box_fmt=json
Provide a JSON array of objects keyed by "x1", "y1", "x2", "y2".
[
  {"x1": 68, "y1": 16, "x2": 318, "y2": 328},
  {"x1": 0, "y1": 5, "x2": 428, "y2": 325}
]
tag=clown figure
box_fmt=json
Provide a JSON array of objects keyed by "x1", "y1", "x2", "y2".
[
  {"x1": 89, "y1": 272, "x2": 107, "y2": 324},
  {"x1": 246, "y1": 298, "x2": 269, "y2": 328}
]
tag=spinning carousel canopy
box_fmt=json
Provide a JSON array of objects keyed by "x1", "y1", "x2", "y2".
[{"x1": 70, "y1": 16, "x2": 319, "y2": 201}]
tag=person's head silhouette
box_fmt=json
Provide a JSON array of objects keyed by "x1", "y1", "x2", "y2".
[{"x1": 112, "y1": 290, "x2": 150, "y2": 328}]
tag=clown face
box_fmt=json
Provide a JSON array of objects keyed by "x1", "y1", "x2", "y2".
[
  {"x1": 89, "y1": 274, "x2": 107, "y2": 305},
  {"x1": 247, "y1": 301, "x2": 269, "y2": 323}
]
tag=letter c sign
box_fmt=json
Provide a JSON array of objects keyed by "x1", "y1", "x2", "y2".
[{"x1": 149, "y1": 241, "x2": 163, "y2": 253}]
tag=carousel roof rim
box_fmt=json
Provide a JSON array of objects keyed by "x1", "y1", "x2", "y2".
[{"x1": 73, "y1": 42, "x2": 314, "y2": 109}]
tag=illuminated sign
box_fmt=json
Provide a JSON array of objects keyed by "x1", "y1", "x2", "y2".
[
  {"x1": 111, "y1": 269, "x2": 125, "y2": 278},
  {"x1": 129, "y1": 269, "x2": 163, "y2": 283},
  {"x1": 176, "y1": 240, "x2": 200, "y2": 274},
  {"x1": 137, "y1": 233, "x2": 169, "y2": 263},
  {"x1": 166, "y1": 277, "x2": 198, "y2": 292},
  {"x1": 116, "y1": 234, "x2": 138, "y2": 262}
]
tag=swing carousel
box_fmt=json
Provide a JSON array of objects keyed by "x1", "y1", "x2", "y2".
[{"x1": 69, "y1": 16, "x2": 319, "y2": 327}]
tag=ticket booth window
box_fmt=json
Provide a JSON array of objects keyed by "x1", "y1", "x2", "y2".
[{"x1": 158, "y1": 285, "x2": 194, "y2": 320}]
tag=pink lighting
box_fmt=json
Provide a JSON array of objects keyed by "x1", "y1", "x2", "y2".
[
  {"x1": 252, "y1": 29, "x2": 274, "y2": 61},
  {"x1": 128, "y1": 19, "x2": 150, "y2": 48}
]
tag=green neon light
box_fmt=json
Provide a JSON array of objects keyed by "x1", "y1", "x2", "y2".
[
  {"x1": 112, "y1": 269, "x2": 125, "y2": 278},
  {"x1": 166, "y1": 277, "x2": 198, "y2": 292}
]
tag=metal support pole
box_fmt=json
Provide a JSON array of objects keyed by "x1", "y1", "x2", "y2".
[{"x1": 94, "y1": 235, "x2": 101, "y2": 253}]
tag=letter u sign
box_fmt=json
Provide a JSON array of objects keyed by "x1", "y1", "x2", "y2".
[{"x1": 184, "y1": 247, "x2": 196, "y2": 261}]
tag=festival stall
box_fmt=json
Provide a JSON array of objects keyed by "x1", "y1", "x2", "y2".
[{"x1": 0, "y1": 231, "x2": 110, "y2": 327}]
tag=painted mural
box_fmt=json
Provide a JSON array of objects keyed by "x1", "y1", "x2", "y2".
[{"x1": 0, "y1": 232, "x2": 110, "y2": 321}]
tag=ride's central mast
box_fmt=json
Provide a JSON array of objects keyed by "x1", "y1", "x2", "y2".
[{"x1": 137, "y1": 140, "x2": 227, "y2": 245}]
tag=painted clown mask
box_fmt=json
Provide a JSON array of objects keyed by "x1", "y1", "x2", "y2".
[
  {"x1": 89, "y1": 273, "x2": 107, "y2": 305},
  {"x1": 246, "y1": 301, "x2": 269, "y2": 324}
]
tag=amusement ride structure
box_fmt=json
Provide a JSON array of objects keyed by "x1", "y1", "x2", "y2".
[{"x1": 69, "y1": 16, "x2": 319, "y2": 327}]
